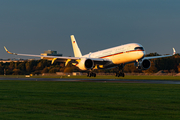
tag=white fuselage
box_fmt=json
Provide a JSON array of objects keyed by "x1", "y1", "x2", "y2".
[{"x1": 83, "y1": 43, "x2": 145, "y2": 65}]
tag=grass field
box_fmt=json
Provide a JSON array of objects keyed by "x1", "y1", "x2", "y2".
[{"x1": 0, "y1": 80, "x2": 180, "y2": 120}]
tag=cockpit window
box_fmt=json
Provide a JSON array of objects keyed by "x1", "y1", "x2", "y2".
[{"x1": 134, "y1": 47, "x2": 144, "y2": 50}]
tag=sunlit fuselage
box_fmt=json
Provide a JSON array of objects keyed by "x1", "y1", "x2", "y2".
[{"x1": 83, "y1": 43, "x2": 145, "y2": 66}]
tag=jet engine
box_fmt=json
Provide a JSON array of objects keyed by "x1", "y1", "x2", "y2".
[
  {"x1": 76, "y1": 58, "x2": 94, "y2": 70},
  {"x1": 135, "y1": 59, "x2": 151, "y2": 70}
]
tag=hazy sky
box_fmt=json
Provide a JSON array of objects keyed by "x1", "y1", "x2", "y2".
[{"x1": 1, "y1": 0, "x2": 180, "y2": 59}]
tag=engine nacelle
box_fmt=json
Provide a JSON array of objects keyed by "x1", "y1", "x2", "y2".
[
  {"x1": 135, "y1": 59, "x2": 151, "y2": 70},
  {"x1": 76, "y1": 58, "x2": 94, "y2": 70}
]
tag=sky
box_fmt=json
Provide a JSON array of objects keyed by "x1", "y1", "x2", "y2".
[{"x1": 0, "y1": 0, "x2": 180, "y2": 59}]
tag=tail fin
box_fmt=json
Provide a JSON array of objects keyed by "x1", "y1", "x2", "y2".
[
  {"x1": 173, "y1": 48, "x2": 176, "y2": 55},
  {"x1": 70, "y1": 35, "x2": 82, "y2": 57}
]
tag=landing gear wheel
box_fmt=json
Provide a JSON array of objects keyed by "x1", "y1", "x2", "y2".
[
  {"x1": 121, "y1": 72, "x2": 125, "y2": 77},
  {"x1": 87, "y1": 72, "x2": 96, "y2": 77},
  {"x1": 116, "y1": 72, "x2": 125, "y2": 77},
  {"x1": 93, "y1": 73, "x2": 96, "y2": 77}
]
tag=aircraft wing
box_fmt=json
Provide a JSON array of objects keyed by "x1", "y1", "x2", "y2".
[
  {"x1": 4, "y1": 46, "x2": 81, "y2": 62},
  {"x1": 144, "y1": 48, "x2": 176, "y2": 60},
  {"x1": 4, "y1": 46, "x2": 110, "y2": 64}
]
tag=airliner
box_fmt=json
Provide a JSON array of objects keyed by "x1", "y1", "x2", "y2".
[{"x1": 4, "y1": 35, "x2": 176, "y2": 77}]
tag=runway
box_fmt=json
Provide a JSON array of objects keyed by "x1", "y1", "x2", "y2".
[{"x1": 0, "y1": 77, "x2": 180, "y2": 84}]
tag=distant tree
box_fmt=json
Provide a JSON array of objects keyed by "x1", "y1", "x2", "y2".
[
  {"x1": 146, "y1": 52, "x2": 161, "y2": 57},
  {"x1": 41, "y1": 67, "x2": 49, "y2": 73},
  {"x1": 49, "y1": 68, "x2": 59, "y2": 73},
  {"x1": 36, "y1": 60, "x2": 51, "y2": 70},
  {"x1": 124, "y1": 63, "x2": 138, "y2": 73},
  {"x1": 64, "y1": 67, "x2": 73, "y2": 73},
  {"x1": 177, "y1": 63, "x2": 180, "y2": 73},
  {"x1": 36, "y1": 62, "x2": 44, "y2": 70},
  {"x1": 25, "y1": 60, "x2": 38, "y2": 73},
  {"x1": 8, "y1": 62, "x2": 14, "y2": 70},
  {"x1": 59, "y1": 63, "x2": 65, "y2": 68},
  {"x1": 0, "y1": 64, "x2": 4, "y2": 75},
  {"x1": 60, "y1": 67, "x2": 65, "y2": 72},
  {"x1": 5, "y1": 69, "x2": 13, "y2": 75},
  {"x1": 25, "y1": 62, "x2": 31, "y2": 73},
  {"x1": 14, "y1": 62, "x2": 18, "y2": 69},
  {"x1": 13, "y1": 69, "x2": 21, "y2": 75},
  {"x1": 17, "y1": 62, "x2": 26, "y2": 71},
  {"x1": 32, "y1": 70, "x2": 41, "y2": 75}
]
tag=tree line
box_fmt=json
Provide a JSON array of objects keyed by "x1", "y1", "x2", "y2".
[{"x1": 1, "y1": 53, "x2": 180, "y2": 75}]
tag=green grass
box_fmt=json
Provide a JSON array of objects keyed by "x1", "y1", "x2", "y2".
[{"x1": 0, "y1": 81, "x2": 180, "y2": 119}]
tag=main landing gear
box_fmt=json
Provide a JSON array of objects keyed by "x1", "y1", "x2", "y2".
[
  {"x1": 115, "y1": 71, "x2": 125, "y2": 77},
  {"x1": 115, "y1": 64, "x2": 125, "y2": 77},
  {"x1": 87, "y1": 72, "x2": 96, "y2": 77}
]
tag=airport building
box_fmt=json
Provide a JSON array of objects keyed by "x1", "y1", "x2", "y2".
[{"x1": 41, "y1": 50, "x2": 62, "y2": 56}]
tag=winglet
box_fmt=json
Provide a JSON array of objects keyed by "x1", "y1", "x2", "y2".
[
  {"x1": 4, "y1": 46, "x2": 17, "y2": 55},
  {"x1": 173, "y1": 48, "x2": 176, "y2": 55}
]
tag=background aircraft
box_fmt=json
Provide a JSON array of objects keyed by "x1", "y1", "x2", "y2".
[{"x1": 4, "y1": 35, "x2": 176, "y2": 77}]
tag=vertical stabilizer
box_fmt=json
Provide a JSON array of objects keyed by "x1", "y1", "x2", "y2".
[{"x1": 70, "y1": 35, "x2": 82, "y2": 57}]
